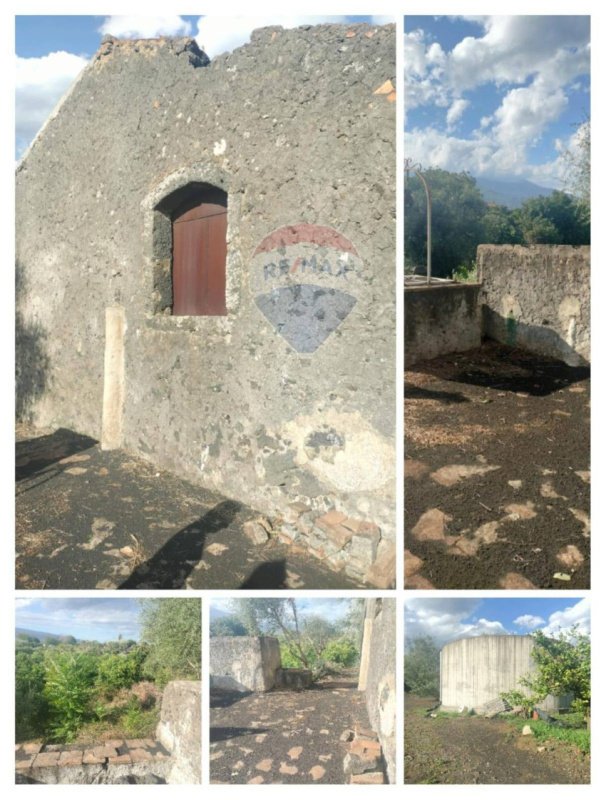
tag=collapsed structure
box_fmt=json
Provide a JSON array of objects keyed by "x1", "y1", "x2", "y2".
[{"x1": 16, "y1": 24, "x2": 396, "y2": 587}]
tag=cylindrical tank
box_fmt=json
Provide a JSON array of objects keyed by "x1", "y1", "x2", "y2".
[{"x1": 440, "y1": 635, "x2": 536, "y2": 710}]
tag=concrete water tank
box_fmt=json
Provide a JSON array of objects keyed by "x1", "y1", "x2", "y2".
[{"x1": 439, "y1": 635, "x2": 572, "y2": 712}]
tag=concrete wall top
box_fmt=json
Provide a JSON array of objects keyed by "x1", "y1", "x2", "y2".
[{"x1": 209, "y1": 636, "x2": 282, "y2": 692}]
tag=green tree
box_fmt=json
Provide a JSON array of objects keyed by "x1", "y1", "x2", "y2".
[
  {"x1": 502, "y1": 627, "x2": 590, "y2": 719},
  {"x1": 405, "y1": 169, "x2": 487, "y2": 278},
  {"x1": 482, "y1": 203, "x2": 522, "y2": 244},
  {"x1": 209, "y1": 615, "x2": 248, "y2": 637},
  {"x1": 563, "y1": 118, "x2": 590, "y2": 224},
  {"x1": 43, "y1": 651, "x2": 98, "y2": 741},
  {"x1": 15, "y1": 648, "x2": 49, "y2": 741},
  {"x1": 404, "y1": 636, "x2": 440, "y2": 698},
  {"x1": 515, "y1": 191, "x2": 589, "y2": 245},
  {"x1": 96, "y1": 646, "x2": 147, "y2": 698},
  {"x1": 139, "y1": 599, "x2": 201, "y2": 685}
]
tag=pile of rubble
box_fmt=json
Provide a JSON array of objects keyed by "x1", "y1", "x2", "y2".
[{"x1": 341, "y1": 723, "x2": 387, "y2": 784}]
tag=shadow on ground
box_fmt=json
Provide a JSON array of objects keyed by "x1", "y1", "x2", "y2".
[
  {"x1": 16, "y1": 425, "x2": 362, "y2": 591},
  {"x1": 209, "y1": 672, "x2": 370, "y2": 784},
  {"x1": 405, "y1": 341, "x2": 590, "y2": 590}
]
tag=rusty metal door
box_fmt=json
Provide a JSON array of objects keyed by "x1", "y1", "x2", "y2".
[{"x1": 172, "y1": 191, "x2": 227, "y2": 315}]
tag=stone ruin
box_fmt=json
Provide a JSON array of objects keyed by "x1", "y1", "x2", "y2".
[
  {"x1": 16, "y1": 23, "x2": 396, "y2": 588},
  {"x1": 15, "y1": 680, "x2": 201, "y2": 785}
]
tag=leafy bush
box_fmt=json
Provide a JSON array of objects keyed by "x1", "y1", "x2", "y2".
[
  {"x1": 139, "y1": 599, "x2": 201, "y2": 685},
  {"x1": 321, "y1": 638, "x2": 358, "y2": 667},
  {"x1": 96, "y1": 647, "x2": 146, "y2": 698},
  {"x1": 15, "y1": 649, "x2": 49, "y2": 741},
  {"x1": 43, "y1": 651, "x2": 98, "y2": 742}
]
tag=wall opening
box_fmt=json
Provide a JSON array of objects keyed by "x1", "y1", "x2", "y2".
[{"x1": 151, "y1": 182, "x2": 228, "y2": 316}]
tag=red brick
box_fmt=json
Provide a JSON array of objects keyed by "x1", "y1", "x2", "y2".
[
  {"x1": 58, "y1": 750, "x2": 83, "y2": 766},
  {"x1": 15, "y1": 755, "x2": 35, "y2": 770},
  {"x1": 316, "y1": 510, "x2": 347, "y2": 528},
  {"x1": 109, "y1": 753, "x2": 132, "y2": 764},
  {"x1": 22, "y1": 742, "x2": 43, "y2": 755},
  {"x1": 349, "y1": 739, "x2": 382, "y2": 757},
  {"x1": 364, "y1": 541, "x2": 396, "y2": 589},
  {"x1": 130, "y1": 748, "x2": 153, "y2": 762},
  {"x1": 33, "y1": 751, "x2": 60, "y2": 768},
  {"x1": 92, "y1": 745, "x2": 118, "y2": 759},
  {"x1": 83, "y1": 750, "x2": 106, "y2": 765},
  {"x1": 350, "y1": 772, "x2": 385, "y2": 784},
  {"x1": 325, "y1": 523, "x2": 354, "y2": 549}
]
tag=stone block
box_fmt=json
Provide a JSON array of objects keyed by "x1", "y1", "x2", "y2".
[
  {"x1": 325, "y1": 523, "x2": 354, "y2": 550},
  {"x1": 316, "y1": 510, "x2": 348, "y2": 531},
  {"x1": 33, "y1": 751, "x2": 61, "y2": 768},
  {"x1": 58, "y1": 749, "x2": 84, "y2": 766},
  {"x1": 364, "y1": 540, "x2": 396, "y2": 589},
  {"x1": 243, "y1": 520, "x2": 270, "y2": 545},
  {"x1": 22, "y1": 742, "x2": 43, "y2": 755},
  {"x1": 350, "y1": 771, "x2": 385, "y2": 784},
  {"x1": 130, "y1": 748, "x2": 153, "y2": 762},
  {"x1": 109, "y1": 753, "x2": 133, "y2": 764},
  {"x1": 92, "y1": 745, "x2": 118, "y2": 759},
  {"x1": 343, "y1": 739, "x2": 382, "y2": 775},
  {"x1": 83, "y1": 750, "x2": 106, "y2": 765}
]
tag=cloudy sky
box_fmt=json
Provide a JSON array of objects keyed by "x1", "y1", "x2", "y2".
[
  {"x1": 404, "y1": 15, "x2": 590, "y2": 187},
  {"x1": 211, "y1": 597, "x2": 354, "y2": 623},
  {"x1": 16, "y1": 598, "x2": 142, "y2": 641},
  {"x1": 15, "y1": 14, "x2": 392, "y2": 159},
  {"x1": 405, "y1": 597, "x2": 590, "y2": 649}
]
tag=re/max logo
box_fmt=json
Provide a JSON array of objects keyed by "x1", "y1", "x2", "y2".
[{"x1": 262, "y1": 254, "x2": 355, "y2": 280}]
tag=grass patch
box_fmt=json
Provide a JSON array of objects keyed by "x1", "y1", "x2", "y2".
[
  {"x1": 508, "y1": 718, "x2": 590, "y2": 755},
  {"x1": 74, "y1": 706, "x2": 159, "y2": 745}
]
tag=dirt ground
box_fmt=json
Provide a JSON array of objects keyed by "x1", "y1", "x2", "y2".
[
  {"x1": 15, "y1": 425, "x2": 361, "y2": 590},
  {"x1": 209, "y1": 674, "x2": 374, "y2": 784},
  {"x1": 405, "y1": 342, "x2": 590, "y2": 589},
  {"x1": 404, "y1": 695, "x2": 590, "y2": 784}
]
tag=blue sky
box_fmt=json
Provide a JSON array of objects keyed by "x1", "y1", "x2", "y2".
[
  {"x1": 404, "y1": 15, "x2": 590, "y2": 187},
  {"x1": 15, "y1": 598, "x2": 142, "y2": 642},
  {"x1": 405, "y1": 597, "x2": 590, "y2": 648},
  {"x1": 15, "y1": 14, "x2": 392, "y2": 158},
  {"x1": 211, "y1": 597, "x2": 353, "y2": 623}
]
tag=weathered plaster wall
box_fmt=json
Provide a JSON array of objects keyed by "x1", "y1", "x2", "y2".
[
  {"x1": 156, "y1": 680, "x2": 201, "y2": 783},
  {"x1": 478, "y1": 244, "x2": 590, "y2": 366},
  {"x1": 16, "y1": 25, "x2": 396, "y2": 585},
  {"x1": 209, "y1": 636, "x2": 282, "y2": 692},
  {"x1": 404, "y1": 284, "x2": 481, "y2": 366},
  {"x1": 359, "y1": 598, "x2": 396, "y2": 783}
]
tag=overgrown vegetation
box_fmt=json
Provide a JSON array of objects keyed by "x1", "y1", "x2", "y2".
[
  {"x1": 15, "y1": 599, "x2": 201, "y2": 744},
  {"x1": 501, "y1": 627, "x2": 590, "y2": 719},
  {"x1": 404, "y1": 636, "x2": 440, "y2": 698},
  {"x1": 210, "y1": 599, "x2": 364, "y2": 681},
  {"x1": 405, "y1": 147, "x2": 590, "y2": 279}
]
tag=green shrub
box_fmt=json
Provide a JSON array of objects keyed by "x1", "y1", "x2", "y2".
[
  {"x1": 96, "y1": 648, "x2": 146, "y2": 698},
  {"x1": 43, "y1": 651, "x2": 98, "y2": 742},
  {"x1": 321, "y1": 638, "x2": 358, "y2": 667},
  {"x1": 15, "y1": 649, "x2": 49, "y2": 741}
]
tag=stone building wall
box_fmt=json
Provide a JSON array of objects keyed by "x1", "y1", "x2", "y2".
[
  {"x1": 404, "y1": 283, "x2": 482, "y2": 366},
  {"x1": 358, "y1": 598, "x2": 396, "y2": 783},
  {"x1": 156, "y1": 680, "x2": 202, "y2": 783},
  {"x1": 16, "y1": 24, "x2": 396, "y2": 586},
  {"x1": 209, "y1": 636, "x2": 282, "y2": 692},
  {"x1": 478, "y1": 244, "x2": 590, "y2": 366}
]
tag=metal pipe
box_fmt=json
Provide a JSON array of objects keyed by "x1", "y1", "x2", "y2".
[{"x1": 404, "y1": 158, "x2": 432, "y2": 283}]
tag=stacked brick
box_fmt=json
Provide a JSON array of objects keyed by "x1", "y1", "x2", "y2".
[
  {"x1": 342, "y1": 723, "x2": 387, "y2": 784},
  {"x1": 15, "y1": 738, "x2": 170, "y2": 774},
  {"x1": 275, "y1": 506, "x2": 396, "y2": 588}
]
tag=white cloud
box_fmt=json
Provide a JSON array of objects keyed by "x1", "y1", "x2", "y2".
[
  {"x1": 16, "y1": 599, "x2": 140, "y2": 640},
  {"x1": 405, "y1": 599, "x2": 509, "y2": 648},
  {"x1": 514, "y1": 614, "x2": 546, "y2": 629},
  {"x1": 16, "y1": 51, "x2": 88, "y2": 157},
  {"x1": 99, "y1": 16, "x2": 192, "y2": 39},
  {"x1": 446, "y1": 98, "x2": 469, "y2": 130},
  {"x1": 195, "y1": 16, "x2": 349, "y2": 59},
  {"x1": 542, "y1": 598, "x2": 590, "y2": 638},
  {"x1": 404, "y1": 15, "x2": 590, "y2": 183}
]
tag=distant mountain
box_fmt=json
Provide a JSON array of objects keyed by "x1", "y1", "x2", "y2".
[
  {"x1": 209, "y1": 606, "x2": 229, "y2": 621},
  {"x1": 16, "y1": 627, "x2": 77, "y2": 643},
  {"x1": 475, "y1": 176, "x2": 554, "y2": 208}
]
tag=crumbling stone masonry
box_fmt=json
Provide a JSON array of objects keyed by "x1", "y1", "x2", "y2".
[
  {"x1": 15, "y1": 24, "x2": 396, "y2": 587},
  {"x1": 357, "y1": 598, "x2": 396, "y2": 783},
  {"x1": 15, "y1": 680, "x2": 201, "y2": 784},
  {"x1": 479, "y1": 244, "x2": 590, "y2": 367},
  {"x1": 209, "y1": 635, "x2": 312, "y2": 692}
]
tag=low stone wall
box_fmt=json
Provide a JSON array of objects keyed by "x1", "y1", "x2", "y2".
[
  {"x1": 405, "y1": 283, "x2": 481, "y2": 366},
  {"x1": 209, "y1": 636, "x2": 282, "y2": 692},
  {"x1": 358, "y1": 598, "x2": 396, "y2": 783},
  {"x1": 478, "y1": 244, "x2": 590, "y2": 366},
  {"x1": 156, "y1": 681, "x2": 201, "y2": 783}
]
